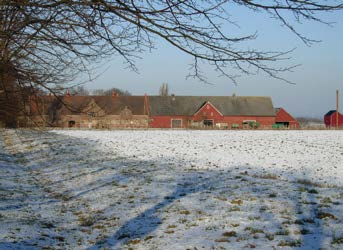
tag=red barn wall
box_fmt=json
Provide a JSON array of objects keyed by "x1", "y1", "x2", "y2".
[
  {"x1": 193, "y1": 102, "x2": 224, "y2": 122},
  {"x1": 150, "y1": 116, "x2": 189, "y2": 128},
  {"x1": 275, "y1": 108, "x2": 300, "y2": 129},
  {"x1": 324, "y1": 112, "x2": 343, "y2": 127},
  {"x1": 221, "y1": 116, "x2": 275, "y2": 129},
  {"x1": 150, "y1": 115, "x2": 275, "y2": 128}
]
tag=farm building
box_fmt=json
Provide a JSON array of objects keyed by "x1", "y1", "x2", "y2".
[
  {"x1": 28, "y1": 94, "x2": 150, "y2": 129},
  {"x1": 25, "y1": 94, "x2": 302, "y2": 129},
  {"x1": 274, "y1": 108, "x2": 300, "y2": 129},
  {"x1": 324, "y1": 110, "x2": 343, "y2": 128},
  {"x1": 148, "y1": 96, "x2": 276, "y2": 129}
]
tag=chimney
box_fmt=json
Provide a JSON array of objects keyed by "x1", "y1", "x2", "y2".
[{"x1": 336, "y1": 90, "x2": 339, "y2": 127}]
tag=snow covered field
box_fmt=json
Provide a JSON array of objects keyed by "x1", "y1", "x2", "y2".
[{"x1": 1, "y1": 129, "x2": 343, "y2": 249}]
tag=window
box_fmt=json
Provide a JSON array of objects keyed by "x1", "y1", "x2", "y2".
[
  {"x1": 243, "y1": 120, "x2": 259, "y2": 129},
  {"x1": 171, "y1": 119, "x2": 182, "y2": 128},
  {"x1": 88, "y1": 112, "x2": 96, "y2": 117},
  {"x1": 203, "y1": 119, "x2": 214, "y2": 127},
  {"x1": 68, "y1": 120, "x2": 76, "y2": 128}
]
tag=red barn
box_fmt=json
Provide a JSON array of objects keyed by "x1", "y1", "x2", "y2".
[
  {"x1": 324, "y1": 110, "x2": 343, "y2": 128},
  {"x1": 148, "y1": 96, "x2": 276, "y2": 129},
  {"x1": 275, "y1": 108, "x2": 300, "y2": 129}
]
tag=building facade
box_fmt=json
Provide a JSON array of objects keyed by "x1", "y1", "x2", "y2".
[
  {"x1": 148, "y1": 96, "x2": 276, "y2": 129},
  {"x1": 27, "y1": 94, "x2": 299, "y2": 129},
  {"x1": 275, "y1": 108, "x2": 300, "y2": 129},
  {"x1": 324, "y1": 110, "x2": 343, "y2": 128}
]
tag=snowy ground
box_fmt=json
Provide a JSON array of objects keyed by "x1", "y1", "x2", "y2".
[{"x1": 0, "y1": 129, "x2": 343, "y2": 249}]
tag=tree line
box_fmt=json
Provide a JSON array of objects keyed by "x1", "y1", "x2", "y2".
[{"x1": 68, "y1": 86, "x2": 131, "y2": 96}]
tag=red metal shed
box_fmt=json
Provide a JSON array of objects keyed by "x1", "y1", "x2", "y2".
[
  {"x1": 275, "y1": 108, "x2": 300, "y2": 129},
  {"x1": 324, "y1": 110, "x2": 343, "y2": 128}
]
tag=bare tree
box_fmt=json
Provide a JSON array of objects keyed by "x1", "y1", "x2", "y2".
[
  {"x1": 159, "y1": 83, "x2": 169, "y2": 96},
  {"x1": 1, "y1": 1, "x2": 343, "y2": 126}
]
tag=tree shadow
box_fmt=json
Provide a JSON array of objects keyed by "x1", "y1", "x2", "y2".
[{"x1": 1, "y1": 129, "x2": 340, "y2": 249}]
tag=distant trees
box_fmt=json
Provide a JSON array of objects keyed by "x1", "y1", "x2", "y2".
[
  {"x1": 159, "y1": 83, "x2": 169, "y2": 96},
  {"x1": 92, "y1": 87, "x2": 131, "y2": 96},
  {"x1": 70, "y1": 86, "x2": 90, "y2": 96},
  {"x1": 69, "y1": 86, "x2": 131, "y2": 96}
]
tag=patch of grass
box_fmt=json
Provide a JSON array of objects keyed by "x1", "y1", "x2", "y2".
[
  {"x1": 316, "y1": 211, "x2": 336, "y2": 220},
  {"x1": 280, "y1": 209, "x2": 290, "y2": 215},
  {"x1": 248, "y1": 216, "x2": 261, "y2": 221},
  {"x1": 303, "y1": 218, "x2": 315, "y2": 224},
  {"x1": 54, "y1": 236, "x2": 65, "y2": 242},
  {"x1": 294, "y1": 219, "x2": 304, "y2": 225},
  {"x1": 297, "y1": 179, "x2": 318, "y2": 186},
  {"x1": 117, "y1": 233, "x2": 130, "y2": 240},
  {"x1": 93, "y1": 224, "x2": 106, "y2": 230},
  {"x1": 231, "y1": 223, "x2": 240, "y2": 227},
  {"x1": 205, "y1": 225, "x2": 218, "y2": 231},
  {"x1": 228, "y1": 206, "x2": 241, "y2": 212},
  {"x1": 245, "y1": 227, "x2": 264, "y2": 234},
  {"x1": 265, "y1": 233, "x2": 274, "y2": 241},
  {"x1": 296, "y1": 179, "x2": 337, "y2": 188},
  {"x1": 179, "y1": 210, "x2": 191, "y2": 215},
  {"x1": 178, "y1": 218, "x2": 188, "y2": 224},
  {"x1": 275, "y1": 229, "x2": 290, "y2": 236},
  {"x1": 144, "y1": 235, "x2": 155, "y2": 241},
  {"x1": 215, "y1": 238, "x2": 230, "y2": 243},
  {"x1": 300, "y1": 229, "x2": 311, "y2": 235},
  {"x1": 278, "y1": 239, "x2": 302, "y2": 247},
  {"x1": 222, "y1": 231, "x2": 237, "y2": 237},
  {"x1": 250, "y1": 228, "x2": 264, "y2": 234},
  {"x1": 308, "y1": 189, "x2": 319, "y2": 194},
  {"x1": 41, "y1": 222, "x2": 55, "y2": 228},
  {"x1": 282, "y1": 220, "x2": 292, "y2": 225},
  {"x1": 254, "y1": 173, "x2": 278, "y2": 180},
  {"x1": 78, "y1": 215, "x2": 96, "y2": 227},
  {"x1": 215, "y1": 196, "x2": 228, "y2": 201},
  {"x1": 259, "y1": 206, "x2": 268, "y2": 212},
  {"x1": 236, "y1": 235, "x2": 249, "y2": 242},
  {"x1": 127, "y1": 239, "x2": 141, "y2": 245},
  {"x1": 268, "y1": 193, "x2": 277, "y2": 198},
  {"x1": 332, "y1": 236, "x2": 343, "y2": 245},
  {"x1": 231, "y1": 199, "x2": 243, "y2": 205},
  {"x1": 321, "y1": 197, "x2": 332, "y2": 204}
]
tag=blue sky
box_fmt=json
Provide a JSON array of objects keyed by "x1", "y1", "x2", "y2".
[{"x1": 84, "y1": 7, "x2": 343, "y2": 118}]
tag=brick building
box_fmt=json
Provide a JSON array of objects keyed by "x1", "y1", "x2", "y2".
[{"x1": 27, "y1": 94, "x2": 299, "y2": 129}]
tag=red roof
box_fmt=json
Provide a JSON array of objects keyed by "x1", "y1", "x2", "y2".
[{"x1": 275, "y1": 108, "x2": 300, "y2": 128}]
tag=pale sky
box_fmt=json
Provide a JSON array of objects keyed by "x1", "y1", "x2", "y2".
[{"x1": 83, "y1": 8, "x2": 343, "y2": 119}]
